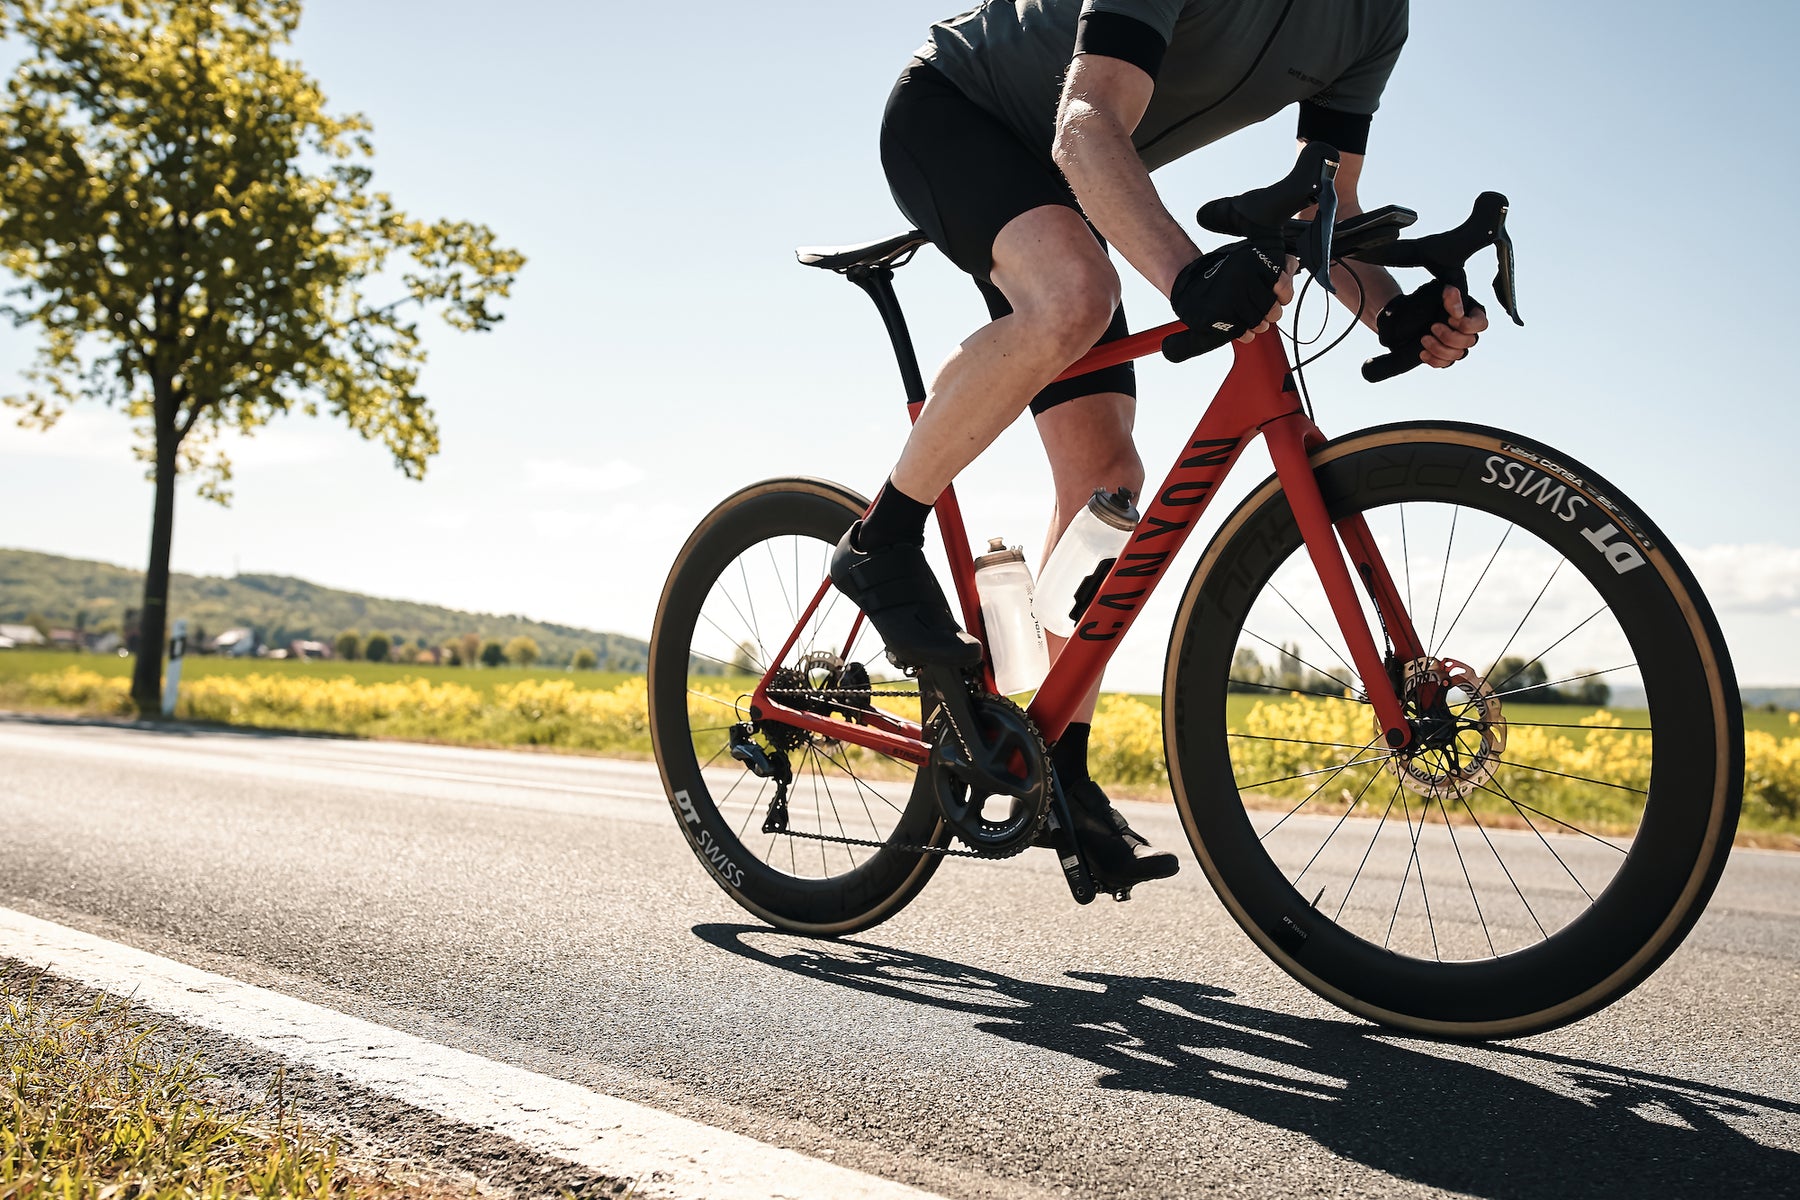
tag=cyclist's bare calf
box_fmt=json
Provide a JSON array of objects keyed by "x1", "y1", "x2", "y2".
[{"x1": 1038, "y1": 388, "x2": 1143, "y2": 724}]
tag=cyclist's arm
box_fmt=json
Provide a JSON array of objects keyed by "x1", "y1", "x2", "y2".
[{"x1": 1051, "y1": 52, "x2": 1200, "y2": 299}]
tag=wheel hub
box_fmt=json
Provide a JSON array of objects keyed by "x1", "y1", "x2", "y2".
[{"x1": 1383, "y1": 657, "x2": 1507, "y2": 801}]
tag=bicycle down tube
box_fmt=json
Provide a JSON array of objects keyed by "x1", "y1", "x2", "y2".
[{"x1": 748, "y1": 320, "x2": 1427, "y2": 757}]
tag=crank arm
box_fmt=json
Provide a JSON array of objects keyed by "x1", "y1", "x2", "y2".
[
  {"x1": 1045, "y1": 775, "x2": 1098, "y2": 906},
  {"x1": 917, "y1": 665, "x2": 1028, "y2": 797}
]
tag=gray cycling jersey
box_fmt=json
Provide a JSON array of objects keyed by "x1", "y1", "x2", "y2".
[{"x1": 919, "y1": 0, "x2": 1408, "y2": 171}]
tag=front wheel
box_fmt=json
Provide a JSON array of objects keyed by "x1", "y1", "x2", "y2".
[{"x1": 1167, "y1": 422, "x2": 1742, "y2": 1038}]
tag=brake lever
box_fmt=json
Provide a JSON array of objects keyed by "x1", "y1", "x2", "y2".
[
  {"x1": 1492, "y1": 210, "x2": 1523, "y2": 327},
  {"x1": 1301, "y1": 154, "x2": 1338, "y2": 295}
]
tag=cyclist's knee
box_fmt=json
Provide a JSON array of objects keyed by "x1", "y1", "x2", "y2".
[{"x1": 1020, "y1": 279, "x2": 1117, "y2": 360}]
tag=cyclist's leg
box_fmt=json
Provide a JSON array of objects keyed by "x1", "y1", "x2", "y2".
[
  {"x1": 1034, "y1": 388, "x2": 1144, "y2": 724},
  {"x1": 888, "y1": 208, "x2": 1119, "y2": 502}
]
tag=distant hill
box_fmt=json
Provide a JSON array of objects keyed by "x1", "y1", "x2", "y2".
[{"x1": 0, "y1": 548, "x2": 647, "y2": 669}]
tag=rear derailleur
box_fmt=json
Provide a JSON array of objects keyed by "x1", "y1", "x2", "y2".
[{"x1": 728, "y1": 723, "x2": 791, "y2": 834}]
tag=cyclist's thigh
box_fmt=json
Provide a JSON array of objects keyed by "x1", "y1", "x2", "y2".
[{"x1": 879, "y1": 57, "x2": 1080, "y2": 284}]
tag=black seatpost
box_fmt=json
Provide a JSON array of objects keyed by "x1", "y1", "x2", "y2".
[{"x1": 845, "y1": 264, "x2": 928, "y2": 408}]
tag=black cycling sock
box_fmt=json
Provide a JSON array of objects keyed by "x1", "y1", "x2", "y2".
[
  {"x1": 1052, "y1": 721, "x2": 1093, "y2": 785},
  {"x1": 859, "y1": 478, "x2": 932, "y2": 549}
]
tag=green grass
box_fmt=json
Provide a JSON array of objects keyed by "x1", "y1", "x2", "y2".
[
  {"x1": 0, "y1": 975, "x2": 487, "y2": 1199},
  {"x1": 0, "y1": 648, "x2": 637, "y2": 699}
]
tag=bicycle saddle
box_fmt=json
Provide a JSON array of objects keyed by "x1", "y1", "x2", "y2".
[{"x1": 796, "y1": 231, "x2": 929, "y2": 273}]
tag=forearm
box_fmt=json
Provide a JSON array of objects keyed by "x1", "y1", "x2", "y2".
[
  {"x1": 1331, "y1": 258, "x2": 1401, "y2": 330},
  {"x1": 1052, "y1": 99, "x2": 1197, "y2": 298}
]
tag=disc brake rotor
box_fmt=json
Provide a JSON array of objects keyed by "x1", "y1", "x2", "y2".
[{"x1": 1384, "y1": 656, "x2": 1508, "y2": 801}]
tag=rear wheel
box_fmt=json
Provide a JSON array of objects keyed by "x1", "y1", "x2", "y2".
[
  {"x1": 648, "y1": 478, "x2": 948, "y2": 935},
  {"x1": 1167, "y1": 423, "x2": 1742, "y2": 1038}
]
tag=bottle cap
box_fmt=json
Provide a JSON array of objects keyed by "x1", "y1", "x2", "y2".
[
  {"x1": 974, "y1": 537, "x2": 1027, "y2": 572},
  {"x1": 1088, "y1": 487, "x2": 1140, "y2": 532}
]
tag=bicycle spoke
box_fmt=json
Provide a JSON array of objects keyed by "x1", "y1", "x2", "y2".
[
  {"x1": 1490, "y1": 607, "x2": 1609, "y2": 696},
  {"x1": 1454, "y1": 790, "x2": 1548, "y2": 940},
  {"x1": 1335, "y1": 776, "x2": 1404, "y2": 921},
  {"x1": 1481, "y1": 558, "x2": 1564, "y2": 684},
  {"x1": 1258, "y1": 733, "x2": 1385, "y2": 842},
  {"x1": 1481, "y1": 774, "x2": 1596, "y2": 901},
  {"x1": 1388, "y1": 793, "x2": 1439, "y2": 959},
  {"x1": 765, "y1": 539, "x2": 796, "y2": 624},
  {"x1": 1426, "y1": 505, "x2": 1458, "y2": 654},
  {"x1": 697, "y1": 612, "x2": 761, "y2": 672},
  {"x1": 686, "y1": 689, "x2": 745, "y2": 714},
  {"x1": 1289, "y1": 751, "x2": 1390, "y2": 886},
  {"x1": 1488, "y1": 662, "x2": 1633, "y2": 704},
  {"x1": 737, "y1": 558, "x2": 768, "y2": 667},
  {"x1": 1500, "y1": 759, "x2": 1647, "y2": 797},
  {"x1": 810, "y1": 746, "x2": 858, "y2": 868},
  {"x1": 815, "y1": 742, "x2": 910, "y2": 819},
  {"x1": 1400, "y1": 505, "x2": 1415, "y2": 623},
  {"x1": 1437, "y1": 791, "x2": 1496, "y2": 957},
  {"x1": 1433, "y1": 522, "x2": 1512, "y2": 659},
  {"x1": 1238, "y1": 752, "x2": 1393, "y2": 793},
  {"x1": 1266, "y1": 583, "x2": 1359, "y2": 684},
  {"x1": 1229, "y1": 679, "x2": 1365, "y2": 704},
  {"x1": 1242, "y1": 627, "x2": 1357, "y2": 695},
  {"x1": 1230, "y1": 731, "x2": 1382, "y2": 751}
]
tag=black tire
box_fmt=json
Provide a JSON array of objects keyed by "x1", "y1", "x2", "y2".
[
  {"x1": 1166, "y1": 423, "x2": 1742, "y2": 1038},
  {"x1": 648, "y1": 477, "x2": 949, "y2": 935}
]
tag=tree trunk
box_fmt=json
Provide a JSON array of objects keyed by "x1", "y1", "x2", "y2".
[{"x1": 130, "y1": 386, "x2": 181, "y2": 718}]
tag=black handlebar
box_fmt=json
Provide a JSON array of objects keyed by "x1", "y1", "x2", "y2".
[
  {"x1": 1165, "y1": 151, "x2": 1524, "y2": 381},
  {"x1": 1355, "y1": 190, "x2": 1524, "y2": 383}
]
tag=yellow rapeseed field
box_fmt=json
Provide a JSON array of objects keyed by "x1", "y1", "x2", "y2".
[{"x1": 7, "y1": 667, "x2": 1796, "y2": 839}]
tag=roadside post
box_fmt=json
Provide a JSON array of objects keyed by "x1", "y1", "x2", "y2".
[{"x1": 162, "y1": 619, "x2": 187, "y2": 718}]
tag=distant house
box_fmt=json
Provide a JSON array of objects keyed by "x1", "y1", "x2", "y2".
[
  {"x1": 289, "y1": 639, "x2": 332, "y2": 661},
  {"x1": 0, "y1": 624, "x2": 46, "y2": 648},
  {"x1": 49, "y1": 629, "x2": 81, "y2": 650},
  {"x1": 212, "y1": 628, "x2": 258, "y2": 658}
]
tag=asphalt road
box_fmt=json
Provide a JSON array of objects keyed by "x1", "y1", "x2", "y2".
[{"x1": 2, "y1": 714, "x2": 1796, "y2": 1199}]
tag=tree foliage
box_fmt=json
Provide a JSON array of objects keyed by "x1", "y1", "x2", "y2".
[
  {"x1": 478, "y1": 639, "x2": 504, "y2": 668},
  {"x1": 504, "y1": 635, "x2": 539, "y2": 667},
  {"x1": 0, "y1": 0, "x2": 523, "y2": 712},
  {"x1": 363, "y1": 631, "x2": 389, "y2": 663},
  {"x1": 333, "y1": 629, "x2": 359, "y2": 661}
]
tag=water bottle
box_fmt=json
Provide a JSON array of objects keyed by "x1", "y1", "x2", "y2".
[
  {"x1": 1034, "y1": 487, "x2": 1139, "y2": 639},
  {"x1": 973, "y1": 539, "x2": 1050, "y2": 695}
]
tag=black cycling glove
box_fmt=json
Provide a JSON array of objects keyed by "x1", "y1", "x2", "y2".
[
  {"x1": 1376, "y1": 281, "x2": 1485, "y2": 365},
  {"x1": 1168, "y1": 238, "x2": 1285, "y2": 342}
]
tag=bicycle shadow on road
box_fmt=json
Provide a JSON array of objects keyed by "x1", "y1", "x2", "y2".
[{"x1": 694, "y1": 922, "x2": 1798, "y2": 1200}]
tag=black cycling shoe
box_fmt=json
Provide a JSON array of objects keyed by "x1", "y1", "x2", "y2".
[
  {"x1": 1065, "y1": 778, "x2": 1180, "y2": 890},
  {"x1": 830, "y1": 522, "x2": 983, "y2": 669}
]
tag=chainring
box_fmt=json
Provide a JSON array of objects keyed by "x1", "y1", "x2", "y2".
[{"x1": 925, "y1": 692, "x2": 1051, "y2": 858}]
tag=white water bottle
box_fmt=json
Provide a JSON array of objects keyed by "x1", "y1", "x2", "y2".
[
  {"x1": 974, "y1": 539, "x2": 1049, "y2": 694},
  {"x1": 1034, "y1": 487, "x2": 1139, "y2": 639}
]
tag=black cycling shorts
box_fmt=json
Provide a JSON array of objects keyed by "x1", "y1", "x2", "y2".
[{"x1": 879, "y1": 58, "x2": 1135, "y2": 415}]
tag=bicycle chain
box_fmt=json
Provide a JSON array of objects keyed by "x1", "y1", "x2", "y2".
[{"x1": 772, "y1": 824, "x2": 989, "y2": 859}]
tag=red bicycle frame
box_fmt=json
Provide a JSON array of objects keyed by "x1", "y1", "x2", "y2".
[{"x1": 749, "y1": 319, "x2": 1430, "y2": 763}]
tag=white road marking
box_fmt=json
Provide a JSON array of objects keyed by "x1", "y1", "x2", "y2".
[{"x1": 0, "y1": 907, "x2": 940, "y2": 1200}]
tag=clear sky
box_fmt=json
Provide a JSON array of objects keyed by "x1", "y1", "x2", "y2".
[{"x1": 2, "y1": 0, "x2": 1796, "y2": 690}]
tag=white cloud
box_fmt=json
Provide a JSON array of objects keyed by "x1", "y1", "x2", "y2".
[
  {"x1": 1680, "y1": 544, "x2": 1800, "y2": 617},
  {"x1": 524, "y1": 458, "x2": 647, "y2": 495}
]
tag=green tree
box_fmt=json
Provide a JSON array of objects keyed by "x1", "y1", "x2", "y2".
[
  {"x1": 333, "y1": 630, "x2": 361, "y2": 662},
  {"x1": 458, "y1": 632, "x2": 482, "y2": 668},
  {"x1": 479, "y1": 640, "x2": 505, "y2": 668},
  {"x1": 364, "y1": 631, "x2": 390, "y2": 663},
  {"x1": 1493, "y1": 656, "x2": 1552, "y2": 704},
  {"x1": 505, "y1": 635, "x2": 540, "y2": 668},
  {"x1": 0, "y1": 0, "x2": 523, "y2": 715},
  {"x1": 571, "y1": 647, "x2": 598, "y2": 671}
]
